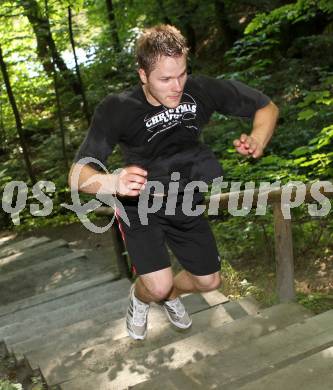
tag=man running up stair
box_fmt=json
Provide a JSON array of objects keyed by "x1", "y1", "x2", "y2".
[{"x1": 69, "y1": 25, "x2": 279, "y2": 340}]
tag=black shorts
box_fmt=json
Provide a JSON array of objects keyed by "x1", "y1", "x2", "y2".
[{"x1": 116, "y1": 192, "x2": 221, "y2": 276}]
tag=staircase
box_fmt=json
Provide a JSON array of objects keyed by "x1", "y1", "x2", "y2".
[
  {"x1": 0, "y1": 340, "x2": 48, "y2": 389},
  {"x1": 0, "y1": 235, "x2": 332, "y2": 389}
]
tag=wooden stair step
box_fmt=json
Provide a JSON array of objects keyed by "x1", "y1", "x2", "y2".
[
  {"x1": 0, "y1": 247, "x2": 119, "y2": 305},
  {"x1": 0, "y1": 272, "x2": 117, "y2": 318},
  {"x1": 29, "y1": 296, "x2": 232, "y2": 385},
  {"x1": 57, "y1": 302, "x2": 312, "y2": 389},
  {"x1": 0, "y1": 277, "x2": 128, "y2": 328},
  {"x1": 132, "y1": 309, "x2": 333, "y2": 390},
  {"x1": 0, "y1": 236, "x2": 50, "y2": 258},
  {"x1": 237, "y1": 345, "x2": 333, "y2": 390},
  {"x1": 0, "y1": 239, "x2": 69, "y2": 272}
]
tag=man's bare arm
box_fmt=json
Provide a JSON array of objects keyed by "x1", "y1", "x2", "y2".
[
  {"x1": 68, "y1": 163, "x2": 147, "y2": 197},
  {"x1": 233, "y1": 101, "x2": 279, "y2": 158}
]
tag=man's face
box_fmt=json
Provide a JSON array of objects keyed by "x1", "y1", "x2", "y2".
[{"x1": 139, "y1": 54, "x2": 187, "y2": 108}]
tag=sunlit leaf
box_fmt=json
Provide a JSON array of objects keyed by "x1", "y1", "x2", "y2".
[{"x1": 297, "y1": 109, "x2": 317, "y2": 121}]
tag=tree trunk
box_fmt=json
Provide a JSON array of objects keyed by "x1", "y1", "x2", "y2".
[
  {"x1": 105, "y1": 0, "x2": 121, "y2": 52},
  {"x1": 159, "y1": 0, "x2": 172, "y2": 24},
  {"x1": 178, "y1": 2, "x2": 199, "y2": 55},
  {"x1": 0, "y1": 44, "x2": 36, "y2": 184},
  {"x1": 44, "y1": 0, "x2": 68, "y2": 169},
  {"x1": 68, "y1": 6, "x2": 91, "y2": 125},
  {"x1": 0, "y1": 88, "x2": 6, "y2": 146},
  {"x1": 20, "y1": 0, "x2": 82, "y2": 96},
  {"x1": 214, "y1": 0, "x2": 240, "y2": 50},
  {"x1": 53, "y1": 67, "x2": 69, "y2": 169},
  {"x1": 184, "y1": 23, "x2": 196, "y2": 54}
]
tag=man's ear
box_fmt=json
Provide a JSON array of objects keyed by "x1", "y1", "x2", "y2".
[{"x1": 138, "y1": 68, "x2": 147, "y2": 84}]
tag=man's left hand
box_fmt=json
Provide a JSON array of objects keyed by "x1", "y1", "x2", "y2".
[{"x1": 233, "y1": 134, "x2": 264, "y2": 159}]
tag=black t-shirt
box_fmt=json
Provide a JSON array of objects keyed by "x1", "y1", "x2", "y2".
[{"x1": 75, "y1": 75, "x2": 270, "y2": 189}]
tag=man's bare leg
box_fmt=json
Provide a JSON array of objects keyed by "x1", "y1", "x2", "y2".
[
  {"x1": 134, "y1": 278, "x2": 156, "y2": 303},
  {"x1": 132, "y1": 268, "x2": 221, "y2": 302},
  {"x1": 168, "y1": 270, "x2": 221, "y2": 300},
  {"x1": 133, "y1": 267, "x2": 174, "y2": 303},
  {"x1": 167, "y1": 270, "x2": 198, "y2": 299}
]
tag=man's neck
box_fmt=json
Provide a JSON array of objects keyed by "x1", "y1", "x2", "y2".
[{"x1": 142, "y1": 85, "x2": 160, "y2": 107}]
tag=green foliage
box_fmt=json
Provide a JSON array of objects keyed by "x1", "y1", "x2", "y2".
[
  {"x1": 213, "y1": 211, "x2": 279, "y2": 306},
  {"x1": 204, "y1": 0, "x2": 333, "y2": 305},
  {"x1": 290, "y1": 71, "x2": 333, "y2": 178},
  {"x1": 245, "y1": 0, "x2": 333, "y2": 36},
  {"x1": 292, "y1": 124, "x2": 333, "y2": 177},
  {"x1": 0, "y1": 0, "x2": 331, "y2": 224},
  {"x1": 297, "y1": 292, "x2": 333, "y2": 314},
  {"x1": 0, "y1": 3, "x2": 331, "y2": 189},
  {"x1": 0, "y1": 380, "x2": 22, "y2": 390},
  {"x1": 319, "y1": 0, "x2": 333, "y2": 13}
]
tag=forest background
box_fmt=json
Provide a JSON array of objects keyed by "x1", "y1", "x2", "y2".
[{"x1": 0, "y1": 0, "x2": 332, "y2": 311}]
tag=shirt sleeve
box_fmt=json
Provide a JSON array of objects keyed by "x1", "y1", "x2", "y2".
[
  {"x1": 195, "y1": 75, "x2": 271, "y2": 119},
  {"x1": 73, "y1": 95, "x2": 120, "y2": 170}
]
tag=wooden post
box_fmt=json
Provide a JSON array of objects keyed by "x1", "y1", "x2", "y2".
[
  {"x1": 272, "y1": 202, "x2": 296, "y2": 302},
  {"x1": 95, "y1": 207, "x2": 132, "y2": 280},
  {"x1": 109, "y1": 222, "x2": 132, "y2": 280}
]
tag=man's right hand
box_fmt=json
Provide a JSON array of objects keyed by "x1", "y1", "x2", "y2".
[{"x1": 115, "y1": 166, "x2": 148, "y2": 197}]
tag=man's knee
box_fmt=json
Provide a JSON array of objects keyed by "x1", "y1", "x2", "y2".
[
  {"x1": 146, "y1": 282, "x2": 173, "y2": 301},
  {"x1": 191, "y1": 271, "x2": 222, "y2": 292},
  {"x1": 140, "y1": 270, "x2": 173, "y2": 301}
]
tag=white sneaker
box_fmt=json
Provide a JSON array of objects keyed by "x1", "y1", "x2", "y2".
[
  {"x1": 162, "y1": 297, "x2": 192, "y2": 329},
  {"x1": 126, "y1": 285, "x2": 150, "y2": 340}
]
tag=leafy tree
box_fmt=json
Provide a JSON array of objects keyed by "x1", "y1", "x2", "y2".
[
  {"x1": 19, "y1": 0, "x2": 82, "y2": 96},
  {"x1": 0, "y1": 43, "x2": 35, "y2": 183},
  {"x1": 67, "y1": 4, "x2": 91, "y2": 124},
  {"x1": 105, "y1": 0, "x2": 121, "y2": 52}
]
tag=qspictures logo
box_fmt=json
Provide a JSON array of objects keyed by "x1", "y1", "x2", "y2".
[{"x1": 1, "y1": 157, "x2": 333, "y2": 233}]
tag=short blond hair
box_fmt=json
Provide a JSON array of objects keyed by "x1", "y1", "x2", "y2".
[{"x1": 136, "y1": 24, "x2": 188, "y2": 75}]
